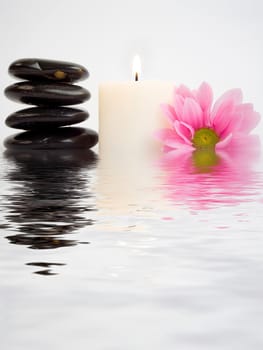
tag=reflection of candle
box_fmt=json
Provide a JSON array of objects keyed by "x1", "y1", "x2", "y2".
[{"x1": 99, "y1": 56, "x2": 173, "y2": 157}]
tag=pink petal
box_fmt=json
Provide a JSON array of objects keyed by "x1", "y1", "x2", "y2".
[
  {"x1": 181, "y1": 121, "x2": 195, "y2": 137},
  {"x1": 196, "y1": 82, "x2": 213, "y2": 126},
  {"x1": 163, "y1": 145, "x2": 175, "y2": 153},
  {"x1": 166, "y1": 143, "x2": 194, "y2": 152},
  {"x1": 211, "y1": 89, "x2": 243, "y2": 122},
  {"x1": 165, "y1": 139, "x2": 190, "y2": 149},
  {"x1": 162, "y1": 147, "x2": 194, "y2": 162},
  {"x1": 232, "y1": 134, "x2": 261, "y2": 155},
  {"x1": 215, "y1": 133, "x2": 233, "y2": 150},
  {"x1": 212, "y1": 105, "x2": 236, "y2": 137},
  {"x1": 173, "y1": 120, "x2": 193, "y2": 145},
  {"x1": 219, "y1": 111, "x2": 242, "y2": 139},
  {"x1": 237, "y1": 105, "x2": 261, "y2": 134},
  {"x1": 196, "y1": 82, "x2": 213, "y2": 109},
  {"x1": 182, "y1": 98, "x2": 204, "y2": 130},
  {"x1": 154, "y1": 128, "x2": 179, "y2": 141},
  {"x1": 173, "y1": 93, "x2": 184, "y2": 121},
  {"x1": 176, "y1": 84, "x2": 195, "y2": 99},
  {"x1": 236, "y1": 103, "x2": 254, "y2": 114},
  {"x1": 161, "y1": 104, "x2": 177, "y2": 125},
  {"x1": 154, "y1": 128, "x2": 186, "y2": 149},
  {"x1": 219, "y1": 105, "x2": 261, "y2": 139}
]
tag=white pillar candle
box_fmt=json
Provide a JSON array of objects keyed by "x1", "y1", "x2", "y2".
[{"x1": 99, "y1": 57, "x2": 174, "y2": 158}]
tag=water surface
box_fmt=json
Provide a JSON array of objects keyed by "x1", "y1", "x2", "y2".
[{"x1": 1, "y1": 146, "x2": 263, "y2": 350}]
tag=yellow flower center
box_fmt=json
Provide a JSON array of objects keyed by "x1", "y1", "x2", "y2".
[{"x1": 192, "y1": 128, "x2": 219, "y2": 149}]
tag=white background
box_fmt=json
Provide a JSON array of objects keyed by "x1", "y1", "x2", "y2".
[{"x1": 0, "y1": 0, "x2": 262, "y2": 148}]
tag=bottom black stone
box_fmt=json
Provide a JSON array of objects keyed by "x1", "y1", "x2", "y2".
[{"x1": 4, "y1": 127, "x2": 98, "y2": 150}]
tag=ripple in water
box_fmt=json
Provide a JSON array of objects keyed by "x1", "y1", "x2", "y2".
[{"x1": 1, "y1": 144, "x2": 263, "y2": 349}]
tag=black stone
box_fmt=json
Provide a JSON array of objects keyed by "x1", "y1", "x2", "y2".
[
  {"x1": 9, "y1": 58, "x2": 89, "y2": 82},
  {"x1": 5, "y1": 107, "x2": 89, "y2": 130},
  {"x1": 5, "y1": 82, "x2": 91, "y2": 106},
  {"x1": 4, "y1": 127, "x2": 98, "y2": 150}
]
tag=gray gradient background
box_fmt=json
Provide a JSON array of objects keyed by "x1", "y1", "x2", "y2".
[{"x1": 0, "y1": 0, "x2": 262, "y2": 148}]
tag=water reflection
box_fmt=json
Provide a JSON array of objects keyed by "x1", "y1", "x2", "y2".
[
  {"x1": 3, "y1": 149, "x2": 97, "y2": 274},
  {"x1": 26, "y1": 262, "x2": 66, "y2": 276},
  {"x1": 159, "y1": 138, "x2": 261, "y2": 209},
  {"x1": 97, "y1": 155, "x2": 161, "y2": 215}
]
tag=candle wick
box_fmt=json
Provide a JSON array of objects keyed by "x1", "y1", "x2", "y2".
[{"x1": 135, "y1": 72, "x2": 139, "y2": 82}]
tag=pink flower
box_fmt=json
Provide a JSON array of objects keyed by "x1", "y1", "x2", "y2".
[{"x1": 156, "y1": 82, "x2": 261, "y2": 151}]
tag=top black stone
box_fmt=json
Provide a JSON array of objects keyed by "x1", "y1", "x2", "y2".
[{"x1": 8, "y1": 58, "x2": 89, "y2": 82}]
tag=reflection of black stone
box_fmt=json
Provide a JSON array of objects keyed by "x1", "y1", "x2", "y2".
[
  {"x1": 26, "y1": 262, "x2": 66, "y2": 276},
  {"x1": 27, "y1": 262, "x2": 66, "y2": 267},
  {"x1": 3, "y1": 149, "x2": 98, "y2": 273},
  {"x1": 32, "y1": 270, "x2": 58, "y2": 276},
  {"x1": 6, "y1": 234, "x2": 77, "y2": 250}
]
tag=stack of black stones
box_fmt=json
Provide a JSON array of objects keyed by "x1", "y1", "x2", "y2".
[{"x1": 4, "y1": 58, "x2": 98, "y2": 151}]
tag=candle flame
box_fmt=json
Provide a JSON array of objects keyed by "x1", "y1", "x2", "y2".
[{"x1": 132, "y1": 55, "x2": 141, "y2": 81}]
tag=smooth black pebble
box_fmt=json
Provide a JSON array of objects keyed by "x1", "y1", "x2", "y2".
[
  {"x1": 4, "y1": 127, "x2": 98, "y2": 150},
  {"x1": 5, "y1": 82, "x2": 91, "y2": 106},
  {"x1": 6, "y1": 107, "x2": 89, "y2": 130},
  {"x1": 9, "y1": 58, "x2": 89, "y2": 82}
]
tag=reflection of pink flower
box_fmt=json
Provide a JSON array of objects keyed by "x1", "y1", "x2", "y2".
[
  {"x1": 158, "y1": 135, "x2": 261, "y2": 210},
  {"x1": 156, "y1": 82, "x2": 260, "y2": 151}
]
